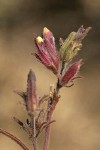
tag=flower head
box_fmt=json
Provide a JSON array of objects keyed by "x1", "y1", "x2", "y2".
[{"x1": 34, "y1": 27, "x2": 59, "y2": 75}]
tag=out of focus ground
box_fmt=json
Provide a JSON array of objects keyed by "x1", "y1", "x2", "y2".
[{"x1": 0, "y1": 0, "x2": 100, "y2": 150}]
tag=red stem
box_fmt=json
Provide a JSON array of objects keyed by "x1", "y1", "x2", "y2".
[
  {"x1": 43, "y1": 61, "x2": 64, "y2": 150},
  {"x1": 43, "y1": 110, "x2": 53, "y2": 150},
  {"x1": 0, "y1": 128, "x2": 29, "y2": 150}
]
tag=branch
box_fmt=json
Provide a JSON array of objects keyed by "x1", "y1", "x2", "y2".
[
  {"x1": 43, "y1": 110, "x2": 53, "y2": 150},
  {"x1": 31, "y1": 116, "x2": 38, "y2": 150},
  {"x1": 43, "y1": 84, "x2": 56, "y2": 150},
  {"x1": 0, "y1": 128, "x2": 29, "y2": 150}
]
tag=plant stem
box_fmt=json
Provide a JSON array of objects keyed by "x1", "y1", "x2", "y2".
[
  {"x1": 0, "y1": 128, "x2": 29, "y2": 150},
  {"x1": 60, "y1": 61, "x2": 65, "y2": 75},
  {"x1": 31, "y1": 116, "x2": 38, "y2": 150},
  {"x1": 43, "y1": 109, "x2": 53, "y2": 150},
  {"x1": 43, "y1": 84, "x2": 55, "y2": 150},
  {"x1": 43, "y1": 61, "x2": 65, "y2": 150}
]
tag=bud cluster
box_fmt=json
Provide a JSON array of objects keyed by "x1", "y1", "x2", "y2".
[{"x1": 34, "y1": 25, "x2": 91, "y2": 87}]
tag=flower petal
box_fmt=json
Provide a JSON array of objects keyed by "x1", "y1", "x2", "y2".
[
  {"x1": 43, "y1": 27, "x2": 59, "y2": 68},
  {"x1": 60, "y1": 59, "x2": 83, "y2": 86}
]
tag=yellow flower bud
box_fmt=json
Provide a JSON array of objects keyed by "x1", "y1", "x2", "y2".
[{"x1": 36, "y1": 36, "x2": 43, "y2": 43}]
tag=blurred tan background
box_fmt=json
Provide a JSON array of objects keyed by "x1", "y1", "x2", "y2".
[{"x1": 0, "y1": 0, "x2": 100, "y2": 150}]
